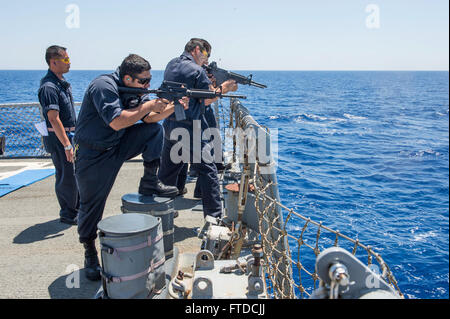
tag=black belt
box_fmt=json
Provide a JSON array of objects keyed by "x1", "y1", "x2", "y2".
[{"x1": 75, "y1": 139, "x2": 115, "y2": 152}]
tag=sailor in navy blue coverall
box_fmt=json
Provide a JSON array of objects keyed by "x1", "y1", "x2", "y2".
[
  {"x1": 73, "y1": 54, "x2": 187, "y2": 281},
  {"x1": 38, "y1": 45, "x2": 79, "y2": 225},
  {"x1": 158, "y1": 38, "x2": 237, "y2": 218}
]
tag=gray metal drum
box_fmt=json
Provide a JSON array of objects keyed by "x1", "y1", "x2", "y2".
[
  {"x1": 98, "y1": 213, "x2": 166, "y2": 299},
  {"x1": 121, "y1": 193, "x2": 175, "y2": 259}
]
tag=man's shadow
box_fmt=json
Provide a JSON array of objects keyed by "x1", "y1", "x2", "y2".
[
  {"x1": 13, "y1": 219, "x2": 72, "y2": 244},
  {"x1": 173, "y1": 225, "x2": 199, "y2": 244},
  {"x1": 173, "y1": 195, "x2": 204, "y2": 244}
]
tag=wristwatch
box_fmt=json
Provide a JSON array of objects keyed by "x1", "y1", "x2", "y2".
[{"x1": 64, "y1": 144, "x2": 73, "y2": 151}]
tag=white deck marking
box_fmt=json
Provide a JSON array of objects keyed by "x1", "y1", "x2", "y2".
[{"x1": 0, "y1": 162, "x2": 55, "y2": 180}]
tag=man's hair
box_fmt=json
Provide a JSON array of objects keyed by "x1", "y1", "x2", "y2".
[
  {"x1": 119, "y1": 54, "x2": 151, "y2": 79},
  {"x1": 45, "y1": 45, "x2": 66, "y2": 65},
  {"x1": 185, "y1": 38, "x2": 211, "y2": 54}
]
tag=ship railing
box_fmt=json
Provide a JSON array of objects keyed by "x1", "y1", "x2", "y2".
[
  {"x1": 218, "y1": 98, "x2": 404, "y2": 299},
  {"x1": 0, "y1": 102, "x2": 81, "y2": 158}
]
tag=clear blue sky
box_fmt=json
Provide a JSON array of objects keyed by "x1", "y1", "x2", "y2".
[{"x1": 0, "y1": 0, "x2": 448, "y2": 70}]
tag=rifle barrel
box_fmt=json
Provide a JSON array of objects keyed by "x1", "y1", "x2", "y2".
[
  {"x1": 250, "y1": 81, "x2": 267, "y2": 89},
  {"x1": 220, "y1": 94, "x2": 247, "y2": 99},
  {"x1": 118, "y1": 87, "x2": 160, "y2": 94},
  {"x1": 118, "y1": 86, "x2": 246, "y2": 100}
]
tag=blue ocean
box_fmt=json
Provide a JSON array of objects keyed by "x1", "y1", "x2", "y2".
[{"x1": 0, "y1": 70, "x2": 448, "y2": 299}]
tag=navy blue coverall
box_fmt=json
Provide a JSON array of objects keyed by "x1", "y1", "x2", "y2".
[
  {"x1": 193, "y1": 104, "x2": 218, "y2": 197},
  {"x1": 179, "y1": 104, "x2": 218, "y2": 196},
  {"x1": 38, "y1": 70, "x2": 79, "y2": 220},
  {"x1": 158, "y1": 52, "x2": 222, "y2": 218},
  {"x1": 74, "y1": 69, "x2": 163, "y2": 243}
]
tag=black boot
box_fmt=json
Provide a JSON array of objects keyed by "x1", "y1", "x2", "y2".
[
  {"x1": 138, "y1": 160, "x2": 179, "y2": 197},
  {"x1": 60, "y1": 214, "x2": 77, "y2": 225},
  {"x1": 193, "y1": 181, "x2": 202, "y2": 199},
  {"x1": 177, "y1": 187, "x2": 188, "y2": 197},
  {"x1": 83, "y1": 241, "x2": 101, "y2": 281}
]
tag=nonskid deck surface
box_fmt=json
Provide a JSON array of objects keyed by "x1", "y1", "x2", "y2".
[{"x1": 0, "y1": 158, "x2": 204, "y2": 298}]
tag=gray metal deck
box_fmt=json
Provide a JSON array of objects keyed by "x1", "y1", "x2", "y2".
[{"x1": 0, "y1": 158, "x2": 204, "y2": 298}]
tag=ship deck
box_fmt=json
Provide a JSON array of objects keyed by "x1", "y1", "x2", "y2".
[{"x1": 0, "y1": 158, "x2": 204, "y2": 298}]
